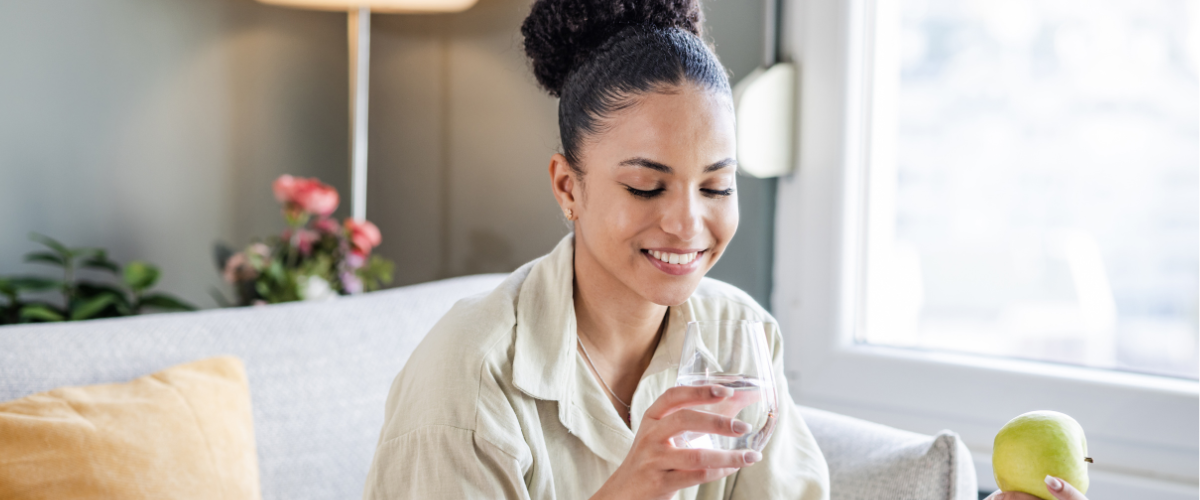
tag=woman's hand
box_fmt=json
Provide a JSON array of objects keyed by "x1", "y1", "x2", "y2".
[
  {"x1": 590, "y1": 385, "x2": 762, "y2": 500},
  {"x1": 984, "y1": 476, "x2": 1089, "y2": 500}
]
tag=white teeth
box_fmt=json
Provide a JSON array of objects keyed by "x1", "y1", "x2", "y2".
[{"x1": 648, "y1": 250, "x2": 702, "y2": 265}]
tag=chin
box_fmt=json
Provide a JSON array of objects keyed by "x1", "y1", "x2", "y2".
[{"x1": 639, "y1": 276, "x2": 703, "y2": 307}]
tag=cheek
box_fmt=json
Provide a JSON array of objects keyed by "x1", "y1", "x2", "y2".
[
  {"x1": 596, "y1": 199, "x2": 656, "y2": 247},
  {"x1": 712, "y1": 200, "x2": 740, "y2": 248}
]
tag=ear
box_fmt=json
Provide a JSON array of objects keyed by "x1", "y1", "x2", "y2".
[{"x1": 548, "y1": 153, "x2": 579, "y2": 213}]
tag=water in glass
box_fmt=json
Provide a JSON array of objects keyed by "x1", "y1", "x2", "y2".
[{"x1": 673, "y1": 320, "x2": 779, "y2": 452}]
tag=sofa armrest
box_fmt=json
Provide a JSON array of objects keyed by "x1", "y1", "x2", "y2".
[{"x1": 799, "y1": 405, "x2": 978, "y2": 500}]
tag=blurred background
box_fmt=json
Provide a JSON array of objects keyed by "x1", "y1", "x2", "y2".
[
  {"x1": 1, "y1": 0, "x2": 1195, "y2": 381},
  {"x1": 0, "y1": 0, "x2": 777, "y2": 312},
  {"x1": 860, "y1": 0, "x2": 1199, "y2": 379}
]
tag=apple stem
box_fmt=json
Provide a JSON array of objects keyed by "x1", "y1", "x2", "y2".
[{"x1": 1085, "y1": 457, "x2": 1093, "y2": 463}]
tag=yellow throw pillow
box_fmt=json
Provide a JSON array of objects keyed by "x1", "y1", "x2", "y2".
[{"x1": 0, "y1": 356, "x2": 261, "y2": 500}]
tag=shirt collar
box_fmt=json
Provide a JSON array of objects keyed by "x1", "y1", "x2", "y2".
[
  {"x1": 511, "y1": 234, "x2": 701, "y2": 463},
  {"x1": 511, "y1": 233, "x2": 577, "y2": 401}
]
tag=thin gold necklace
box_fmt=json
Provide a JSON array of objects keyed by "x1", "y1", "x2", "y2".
[
  {"x1": 576, "y1": 309, "x2": 669, "y2": 411},
  {"x1": 577, "y1": 337, "x2": 632, "y2": 409}
]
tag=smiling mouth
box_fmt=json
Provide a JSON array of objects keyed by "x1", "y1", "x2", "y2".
[
  {"x1": 641, "y1": 248, "x2": 706, "y2": 275},
  {"x1": 645, "y1": 249, "x2": 700, "y2": 265}
]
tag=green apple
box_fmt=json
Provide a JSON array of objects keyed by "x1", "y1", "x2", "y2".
[{"x1": 993, "y1": 410, "x2": 1091, "y2": 500}]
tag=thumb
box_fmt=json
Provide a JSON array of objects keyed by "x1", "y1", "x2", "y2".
[{"x1": 1045, "y1": 475, "x2": 1088, "y2": 500}]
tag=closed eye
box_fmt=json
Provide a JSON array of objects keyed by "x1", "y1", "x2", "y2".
[
  {"x1": 626, "y1": 186, "x2": 664, "y2": 199},
  {"x1": 702, "y1": 188, "x2": 735, "y2": 197}
]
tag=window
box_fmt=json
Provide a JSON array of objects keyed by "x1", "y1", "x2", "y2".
[
  {"x1": 773, "y1": 0, "x2": 1198, "y2": 498},
  {"x1": 862, "y1": 0, "x2": 1198, "y2": 379}
]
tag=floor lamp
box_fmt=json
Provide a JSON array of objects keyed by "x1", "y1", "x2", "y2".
[{"x1": 255, "y1": 0, "x2": 477, "y2": 220}]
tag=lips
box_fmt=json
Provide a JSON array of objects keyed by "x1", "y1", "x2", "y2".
[{"x1": 642, "y1": 248, "x2": 705, "y2": 276}]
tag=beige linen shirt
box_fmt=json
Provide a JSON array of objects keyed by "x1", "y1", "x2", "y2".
[{"x1": 364, "y1": 235, "x2": 829, "y2": 500}]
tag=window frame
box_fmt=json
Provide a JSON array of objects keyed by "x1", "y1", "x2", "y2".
[{"x1": 772, "y1": 0, "x2": 1199, "y2": 497}]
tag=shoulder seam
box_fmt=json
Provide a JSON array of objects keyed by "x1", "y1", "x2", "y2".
[
  {"x1": 377, "y1": 422, "x2": 475, "y2": 447},
  {"x1": 473, "y1": 322, "x2": 521, "y2": 432},
  {"x1": 375, "y1": 423, "x2": 526, "y2": 463}
]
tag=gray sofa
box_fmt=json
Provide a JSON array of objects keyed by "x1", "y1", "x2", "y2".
[{"x1": 0, "y1": 274, "x2": 977, "y2": 499}]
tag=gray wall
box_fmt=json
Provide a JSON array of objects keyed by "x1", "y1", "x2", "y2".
[{"x1": 0, "y1": 0, "x2": 774, "y2": 310}]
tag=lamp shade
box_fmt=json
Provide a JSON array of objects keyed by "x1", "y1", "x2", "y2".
[{"x1": 256, "y1": 0, "x2": 476, "y2": 13}]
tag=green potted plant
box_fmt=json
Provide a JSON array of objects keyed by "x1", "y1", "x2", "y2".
[{"x1": 0, "y1": 234, "x2": 195, "y2": 325}]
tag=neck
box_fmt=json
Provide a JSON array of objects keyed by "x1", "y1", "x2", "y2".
[{"x1": 572, "y1": 236, "x2": 667, "y2": 403}]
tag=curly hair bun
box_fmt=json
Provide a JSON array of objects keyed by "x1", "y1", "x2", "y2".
[{"x1": 521, "y1": 0, "x2": 704, "y2": 97}]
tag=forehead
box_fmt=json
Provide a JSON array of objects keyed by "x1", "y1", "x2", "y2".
[{"x1": 588, "y1": 86, "x2": 736, "y2": 172}]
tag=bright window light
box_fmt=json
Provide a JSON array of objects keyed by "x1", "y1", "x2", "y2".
[{"x1": 860, "y1": 0, "x2": 1199, "y2": 379}]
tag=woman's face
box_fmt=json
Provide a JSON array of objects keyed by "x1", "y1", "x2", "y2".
[{"x1": 553, "y1": 84, "x2": 739, "y2": 306}]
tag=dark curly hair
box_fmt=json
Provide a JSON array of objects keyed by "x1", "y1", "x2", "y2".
[{"x1": 521, "y1": 0, "x2": 731, "y2": 172}]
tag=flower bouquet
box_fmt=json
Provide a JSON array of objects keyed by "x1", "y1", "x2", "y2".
[{"x1": 216, "y1": 175, "x2": 394, "y2": 306}]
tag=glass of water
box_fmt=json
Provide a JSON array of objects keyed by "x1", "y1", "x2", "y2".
[{"x1": 673, "y1": 320, "x2": 779, "y2": 452}]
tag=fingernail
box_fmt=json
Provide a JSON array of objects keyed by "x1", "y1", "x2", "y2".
[
  {"x1": 1045, "y1": 475, "x2": 1063, "y2": 491},
  {"x1": 731, "y1": 420, "x2": 751, "y2": 434},
  {"x1": 712, "y1": 386, "x2": 733, "y2": 397},
  {"x1": 743, "y1": 451, "x2": 762, "y2": 464}
]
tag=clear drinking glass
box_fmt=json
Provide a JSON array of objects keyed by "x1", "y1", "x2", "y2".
[{"x1": 672, "y1": 320, "x2": 779, "y2": 451}]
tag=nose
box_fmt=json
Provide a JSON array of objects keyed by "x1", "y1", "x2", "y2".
[{"x1": 660, "y1": 190, "x2": 704, "y2": 241}]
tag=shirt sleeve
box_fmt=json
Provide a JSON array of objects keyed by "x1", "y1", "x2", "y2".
[
  {"x1": 363, "y1": 425, "x2": 531, "y2": 500},
  {"x1": 727, "y1": 322, "x2": 831, "y2": 500}
]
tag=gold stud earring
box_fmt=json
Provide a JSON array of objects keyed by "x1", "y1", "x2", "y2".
[{"x1": 565, "y1": 208, "x2": 574, "y2": 221}]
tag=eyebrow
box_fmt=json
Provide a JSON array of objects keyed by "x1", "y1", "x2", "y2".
[{"x1": 618, "y1": 157, "x2": 737, "y2": 174}]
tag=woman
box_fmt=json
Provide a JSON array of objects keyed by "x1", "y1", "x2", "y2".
[
  {"x1": 364, "y1": 1, "x2": 825, "y2": 498},
  {"x1": 363, "y1": 1, "x2": 1088, "y2": 499}
]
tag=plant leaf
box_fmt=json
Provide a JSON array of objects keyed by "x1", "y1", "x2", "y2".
[
  {"x1": 19, "y1": 304, "x2": 64, "y2": 322},
  {"x1": 137, "y1": 293, "x2": 196, "y2": 312},
  {"x1": 7, "y1": 276, "x2": 62, "y2": 292},
  {"x1": 70, "y1": 293, "x2": 116, "y2": 321},
  {"x1": 123, "y1": 261, "x2": 160, "y2": 292},
  {"x1": 28, "y1": 233, "x2": 70, "y2": 258},
  {"x1": 24, "y1": 251, "x2": 66, "y2": 267},
  {"x1": 213, "y1": 243, "x2": 234, "y2": 272},
  {"x1": 81, "y1": 251, "x2": 121, "y2": 274},
  {"x1": 76, "y1": 282, "x2": 132, "y2": 315}
]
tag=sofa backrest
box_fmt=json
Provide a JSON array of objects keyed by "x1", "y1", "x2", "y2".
[
  {"x1": 0, "y1": 274, "x2": 508, "y2": 500},
  {"x1": 1, "y1": 274, "x2": 977, "y2": 500}
]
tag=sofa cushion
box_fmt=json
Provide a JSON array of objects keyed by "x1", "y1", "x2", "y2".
[
  {"x1": 0, "y1": 356, "x2": 260, "y2": 500},
  {"x1": 799, "y1": 406, "x2": 977, "y2": 500}
]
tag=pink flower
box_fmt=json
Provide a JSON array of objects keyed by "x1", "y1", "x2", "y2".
[
  {"x1": 272, "y1": 174, "x2": 339, "y2": 217},
  {"x1": 313, "y1": 217, "x2": 340, "y2": 235},
  {"x1": 345, "y1": 218, "x2": 382, "y2": 256},
  {"x1": 345, "y1": 252, "x2": 365, "y2": 270},
  {"x1": 222, "y1": 252, "x2": 258, "y2": 283},
  {"x1": 247, "y1": 243, "x2": 271, "y2": 260},
  {"x1": 272, "y1": 175, "x2": 300, "y2": 204},
  {"x1": 283, "y1": 228, "x2": 320, "y2": 255}
]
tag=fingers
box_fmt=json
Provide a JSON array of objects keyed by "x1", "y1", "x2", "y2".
[
  {"x1": 658, "y1": 408, "x2": 750, "y2": 440},
  {"x1": 665, "y1": 467, "x2": 739, "y2": 489},
  {"x1": 644, "y1": 385, "x2": 733, "y2": 420},
  {"x1": 1045, "y1": 476, "x2": 1088, "y2": 500},
  {"x1": 663, "y1": 448, "x2": 762, "y2": 471}
]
